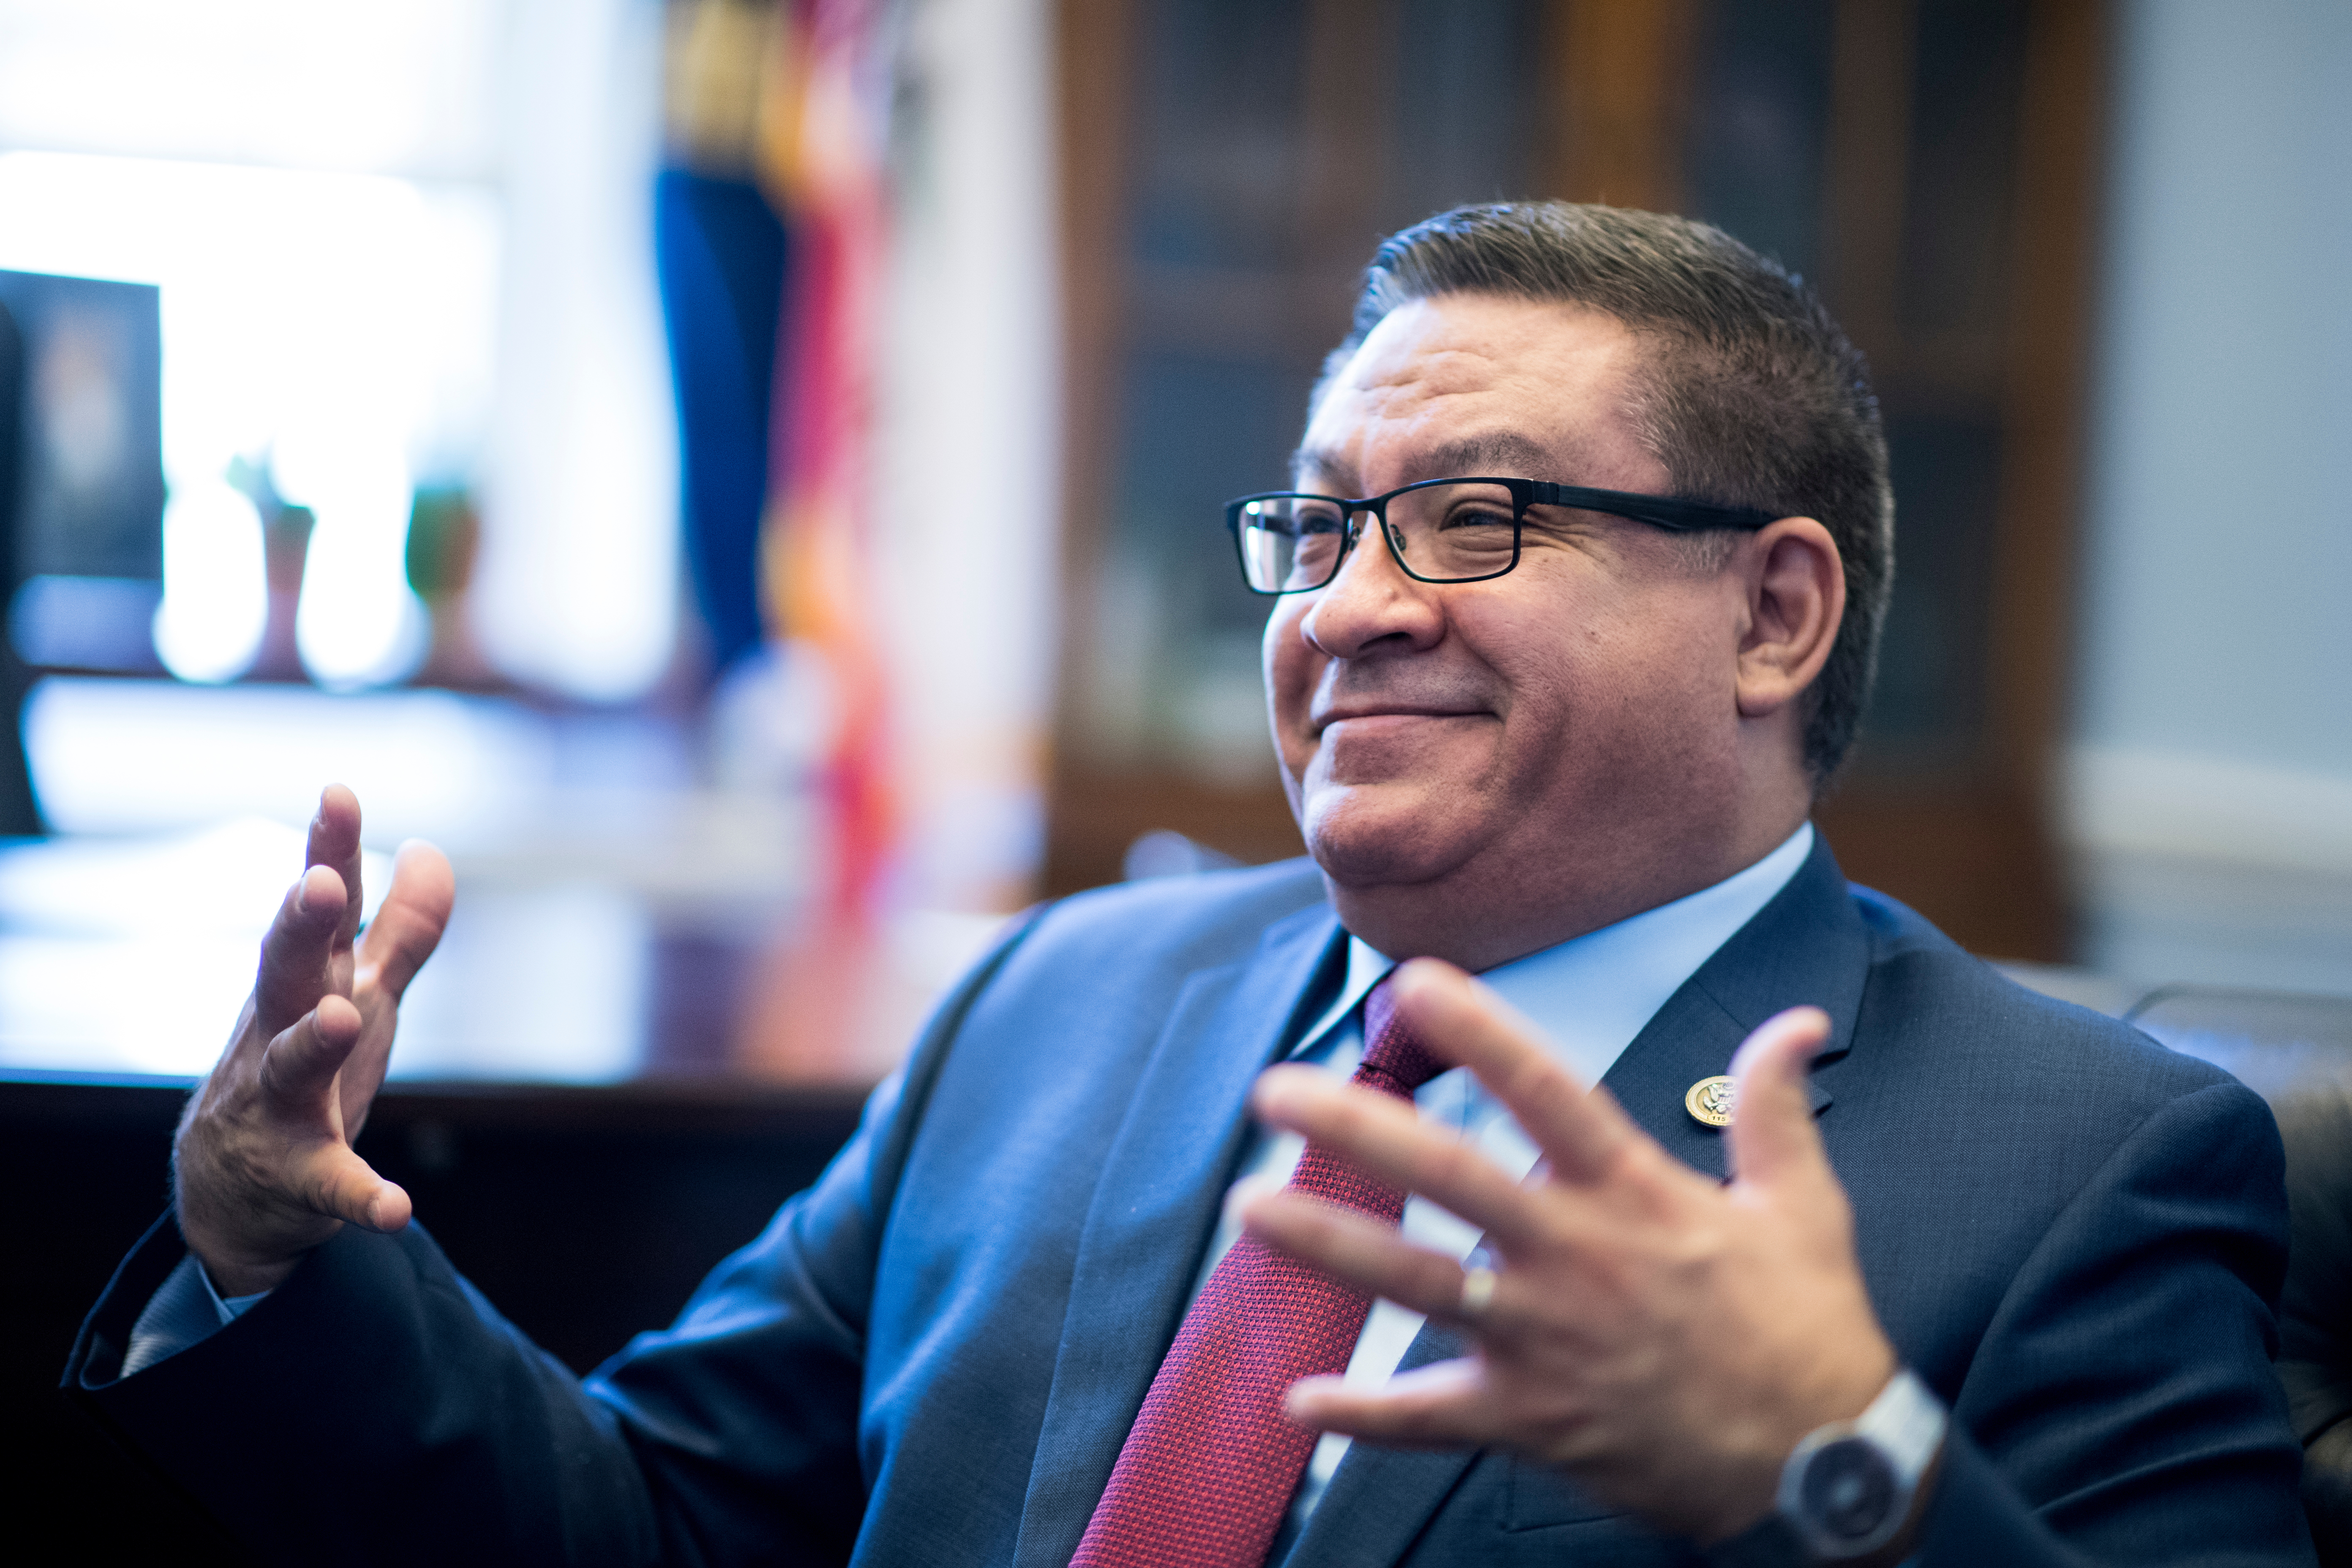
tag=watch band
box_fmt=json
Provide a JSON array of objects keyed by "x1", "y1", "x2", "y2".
[{"x1": 1775, "y1": 1369, "x2": 1947, "y2": 1561}]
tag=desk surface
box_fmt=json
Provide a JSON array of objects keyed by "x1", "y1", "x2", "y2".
[{"x1": 0, "y1": 822, "x2": 1007, "y2": 1090}]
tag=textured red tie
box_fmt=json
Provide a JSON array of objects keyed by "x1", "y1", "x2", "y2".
[{"x1": 1070, "y1": 975, "x2": 1444, "y2": 1568}]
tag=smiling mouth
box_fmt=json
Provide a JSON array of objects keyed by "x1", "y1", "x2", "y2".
[{"x1": 1312, "y1": 708, "x2": 1486, "y2": 737}]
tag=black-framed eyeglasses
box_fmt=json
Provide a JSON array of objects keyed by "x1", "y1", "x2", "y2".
[{"x1": 1222, "y1": 476, "x2": 1779, "y2": 595}]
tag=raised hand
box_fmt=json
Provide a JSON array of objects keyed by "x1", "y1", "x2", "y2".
[
  {"x1": 173, "y1": 785, "x2": 455, "y2": 1296},
  {"x1": 1239, "y1": 958, "x2": 1902, "y2": 1546}
]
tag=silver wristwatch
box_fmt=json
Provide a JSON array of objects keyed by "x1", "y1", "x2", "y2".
[{"x1": 1775, "y1": 1369, "x2": 1947, "y2": 1561}]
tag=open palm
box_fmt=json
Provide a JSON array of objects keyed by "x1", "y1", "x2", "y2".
[{"x1": 174, "y1": 785, "x2": 455, "y2": 1296}]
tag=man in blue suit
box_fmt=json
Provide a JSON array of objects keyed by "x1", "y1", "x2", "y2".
[{"x1": 70, "y1": 204, "x2": 2311, "y2": 1565}]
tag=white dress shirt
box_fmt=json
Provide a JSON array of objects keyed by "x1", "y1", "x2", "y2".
[{"x1": 1187, "y1": 822, "x2": 1816, "y2": 1537}]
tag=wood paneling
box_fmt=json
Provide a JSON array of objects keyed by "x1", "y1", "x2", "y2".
[
  {"x1": 1048, "y1": 0, "x2": 1137, "y2": 780},
  {"x1": 1045, "y1": 0, "x2": 2110, "y2": 961},
  {"x1": 1544, "y1": 0, "x2": 1699, "y2": 210},
  {"x1": 1047, "y1": 770, "x2": 1304, "y2": 897},
  {"x1": 1986, "y1": 0, "x2": 2105, "y2": 801},
  {"x1": 1821, "y1": 0, "x2": 1916, "y2": 360},
  {"x1": 1818, "y1": 0, "x2": 2106, "y2": 960}
]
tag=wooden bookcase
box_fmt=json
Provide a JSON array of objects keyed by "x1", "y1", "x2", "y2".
[{"x1": 1047, "y1": 0, "x2": 2108, "y2": 961}]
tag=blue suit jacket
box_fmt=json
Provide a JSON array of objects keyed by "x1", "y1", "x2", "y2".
[{"x1": 68, "y1": 837, "x2": 2313, "y2": 1565}]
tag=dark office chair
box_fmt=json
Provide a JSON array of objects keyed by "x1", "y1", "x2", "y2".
[{"x1": 2131, "y1": 987, "x2": 2352, "y2": 1563}]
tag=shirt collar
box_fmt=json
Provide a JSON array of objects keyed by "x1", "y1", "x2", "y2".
[{"x1": 1294, "y1": 821, "x2": 1816, "y2": 1084}]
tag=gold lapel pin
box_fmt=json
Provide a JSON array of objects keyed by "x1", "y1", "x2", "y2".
[{"x1": 1685, "y1": 1075, "x2": 1737, "y2": 1128}]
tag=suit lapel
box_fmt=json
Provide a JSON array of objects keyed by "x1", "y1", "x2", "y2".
[
  {"x1": 1281, "y1": 834, "x2": 1876, "y2": 1565},
  {"x1": 1010, "y1": 902, "x2": 1345, "y2": 1568},
  {"x1": 1605, "y1": 834, "x2": 1867, "y2": 1178}
]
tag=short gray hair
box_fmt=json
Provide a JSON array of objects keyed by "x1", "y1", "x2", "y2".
[{"x1": 1315, "y1": 202, "x2": 1893, "y2": 784}]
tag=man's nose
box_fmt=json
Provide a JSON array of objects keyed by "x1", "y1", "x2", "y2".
[{"x1": 1299, "y1": 513, "x2": 1444, "y2": 659}]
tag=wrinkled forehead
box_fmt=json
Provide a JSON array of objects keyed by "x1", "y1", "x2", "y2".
[
  {"x1": 1292, "y1": 296, "x2": 1657, "y2": 496},
  {"x1": 1289, "y1": 432, "x2": 1557, "y2": 495}
]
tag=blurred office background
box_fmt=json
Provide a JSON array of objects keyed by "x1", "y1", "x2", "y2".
[
  {"x1": 1048, "y1": 0, "x2": 2352, "y2": 1000},
  {"x1": 3, "y1": 0, "x2": 2347, "y2": 1095},
  {"x1": 3, "y1": 0, "x2": 2348, "y2": 1546},
  {"x1": 0, "y1": 0, "x2": 1060, "y2": 1088}
]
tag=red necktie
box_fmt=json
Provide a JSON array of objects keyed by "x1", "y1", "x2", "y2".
[{"x1": 1070, "y1": 975, "x2": 1444, "y2": 1568}]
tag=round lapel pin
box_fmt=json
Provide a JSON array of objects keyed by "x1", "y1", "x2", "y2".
[{"x1": 1684, "y1": 1075, "x2": 1737, "y2": 1128}]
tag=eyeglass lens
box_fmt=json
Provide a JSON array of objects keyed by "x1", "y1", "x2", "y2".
[{"x1": 1236, "y1": 482, "x2": 1519, "y2": 591}]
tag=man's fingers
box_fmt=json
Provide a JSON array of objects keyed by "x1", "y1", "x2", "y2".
[
  {"x1": 1723, "y1": 1006, "x2": 1832, "y2": 1186},
  {"x1": 359, "y1": 840, "x2": 455, "y2": 1000},
  {"x1": 1241, "y1": 1187, "x2": 1478, "y2": 1321},
  {"x1": 1388, "y1": 960, "x2": 1644, "y2": 1185},
  {"x1": 305, "y1": 784, "x2": 369, "y2": 947},
  {"x1": 254, "y1": 864, "x2": 348, "y2": 1039},
  {"x1": 257, "y1": 993, "x2": 366, "y2": 1107},
  {"x1": 1284, "y1": 1358, "x2": 1492, "y2": 1447},
  {"x1": 1252, "y1": 1065, "x2": 1543, "y2": 1248},
  {"x1": 302, "y1": 1141, "x2": 413, "y2": 1233}
]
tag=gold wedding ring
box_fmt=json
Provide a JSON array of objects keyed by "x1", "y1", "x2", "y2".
[{"x1": 1459, "y1": 1264, "x2": 1498, "y2": 1320}]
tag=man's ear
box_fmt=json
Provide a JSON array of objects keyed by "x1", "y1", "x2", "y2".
[{"x1": 1735, "y1": 517, "x2": 1844, "y2": 719}]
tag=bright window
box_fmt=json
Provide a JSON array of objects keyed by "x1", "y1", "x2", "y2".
[{"x1": 0, "y1": 0, "x2": 677, "y2": 699}]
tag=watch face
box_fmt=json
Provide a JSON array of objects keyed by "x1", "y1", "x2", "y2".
[{"x1": 1800, "y1": 1436, "x2": 1898, "y2": 1545}]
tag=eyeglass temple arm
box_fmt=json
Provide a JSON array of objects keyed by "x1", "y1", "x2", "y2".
[{"x1": 1527, "y1": 482, "x2": 1778, "y2": 534}]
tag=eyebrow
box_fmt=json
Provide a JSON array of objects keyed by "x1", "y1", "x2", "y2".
[{"x1": 1288, "y1": 432, "x2": 1561, "y2": 495}]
